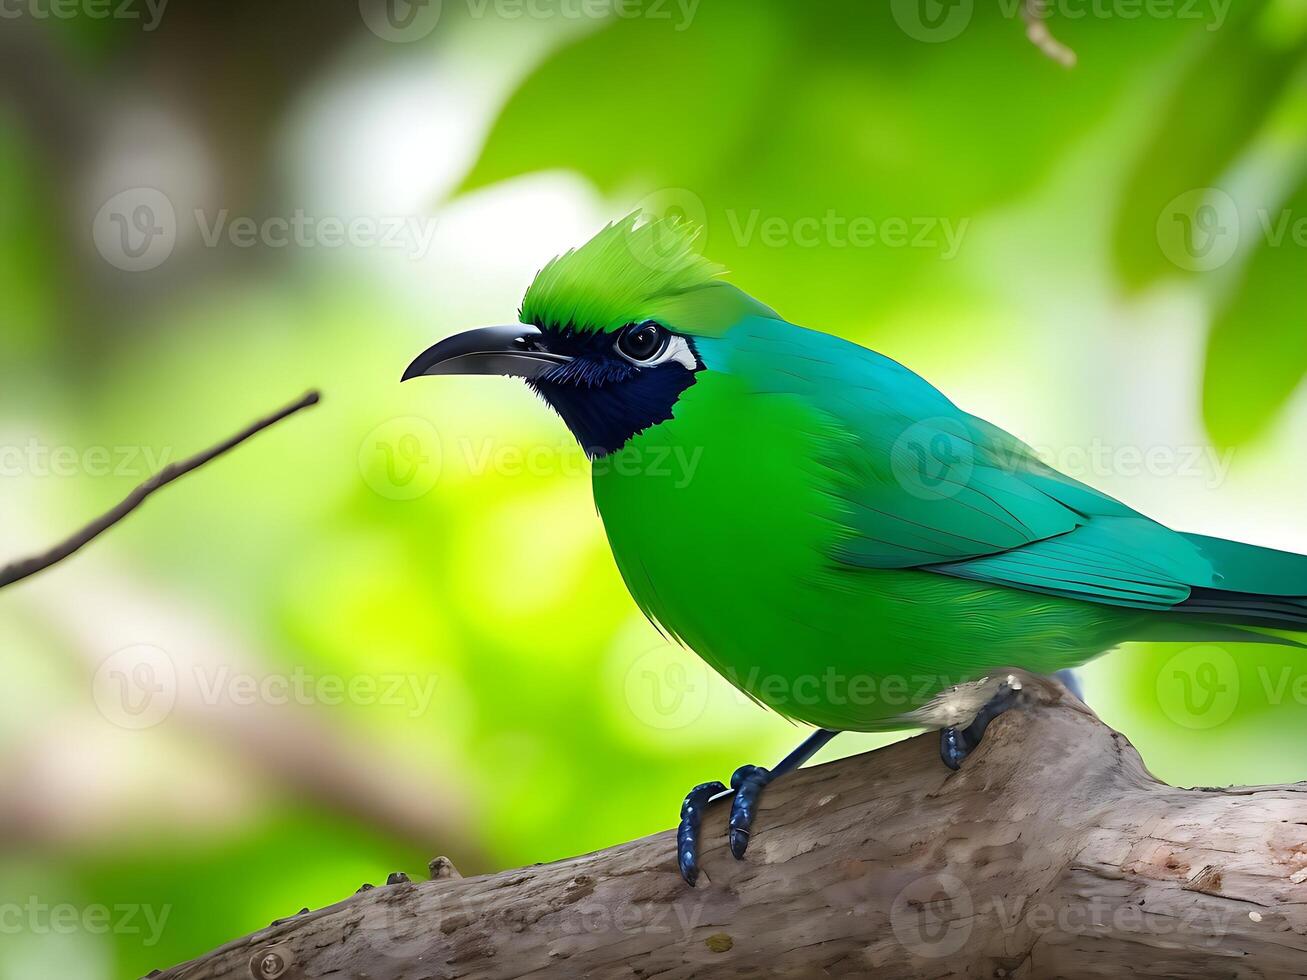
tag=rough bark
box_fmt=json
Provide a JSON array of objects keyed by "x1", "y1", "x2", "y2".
[{"x1": 148, "y1": 677, "x2": 1307, "y2": 980}]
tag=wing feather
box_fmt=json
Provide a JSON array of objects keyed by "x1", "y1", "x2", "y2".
[{"x1": 716, "y1": 318, "x2": 1217, "y2": 610}]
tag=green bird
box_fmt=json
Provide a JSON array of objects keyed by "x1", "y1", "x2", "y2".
[{"x1": 403, "y1": 214, "x2": 1307, "y2": 885}]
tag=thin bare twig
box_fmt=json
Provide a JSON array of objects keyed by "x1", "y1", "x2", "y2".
[
  {"x1": 1024, "y1": 0, "x2": 1077, "y2": 68},
  {"x1": 0, "y1": 390, "x2": 321, "y2": 589}
]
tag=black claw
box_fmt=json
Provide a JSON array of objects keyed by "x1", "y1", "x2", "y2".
[
  {"x1": 672, "y1": 730, "x2": 840, "y2": 887},
  {"x1": 939, "y1": 726, "x2": 969, "y2": 770},
  {"x1": 677, "y1": 781, "x2": 727, "y2": 886},
  {"x1": 939, "y1": 680, "x2": 1022, "y2": 771},
  {"x1": 728, "y1": 765, "x2": 771, "y2": 859}
]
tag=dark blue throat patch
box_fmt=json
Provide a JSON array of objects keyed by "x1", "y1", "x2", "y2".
[{"x1": 525, "y1": 325, "x2": 701, "y2": 458}]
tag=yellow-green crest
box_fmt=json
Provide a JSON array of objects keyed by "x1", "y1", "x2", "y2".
[{"x1": 520, "y1": 212, "x2": 728, "y2": 334}]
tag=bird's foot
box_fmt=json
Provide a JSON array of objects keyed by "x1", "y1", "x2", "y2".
[
  {"x1": 676, "y1": 780, "x2": 728, "y2": 887},
  {"x1": 675, "y1": 729, "x2": 838, "y2": 886},
  {"x1": 676, "y1": 768, "x2": 775, "y2": 886},
  {"x1": 939, "y1": 677, "x2": 1023, "y2": 771},
  {"x1": 727, "y1": 764, "x2": 772, "y2": 859}
]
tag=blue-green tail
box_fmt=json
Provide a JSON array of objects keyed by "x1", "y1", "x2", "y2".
[{"x1": 1172, "y1": 533, "x2": 1307, "y2": 632}]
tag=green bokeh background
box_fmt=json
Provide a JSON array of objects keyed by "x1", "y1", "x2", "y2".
[{"x1": 4, "y1": 1, "x2": 1307, "y2": 975}]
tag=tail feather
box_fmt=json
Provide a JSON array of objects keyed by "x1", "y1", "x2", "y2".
[
  {"x1": 1173, "y1": 532, "x2": 1307, "y2": 633},
  {"x1": 1183, "y1": 532, "x2": 1307, "y2": 596},
  {"x1": 1175, "y1": 588, "x2": 1307, "y2": 630}
]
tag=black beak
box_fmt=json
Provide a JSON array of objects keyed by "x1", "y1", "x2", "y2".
[{"x1": 401, "y1": 324, "x2": 571, "y2": 382}]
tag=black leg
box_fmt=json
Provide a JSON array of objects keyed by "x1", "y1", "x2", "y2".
[
  {"x1": 676, "y1": 728, "x2": 838, "y2": 886},
  {"x1": 939, "y1": 679, "x2": 1022, "y2": 771}
]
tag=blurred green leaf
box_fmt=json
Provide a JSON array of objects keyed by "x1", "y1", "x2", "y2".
[
  {"x1": 1112, "y1": 2, "x2": 1307, "y2": 291},
  {"x1": 462, "y1": 0, "x2": 1208, "y2": 327},
  {"x1": 1203, "y1": 175, "x2": 1307, "y2": 445},
  {"x1": 459, "y1": 0, "x2": 784, "y2": 196},
  {"x1": 0, "y1": 116, "x2": 57, "y2": 357}
]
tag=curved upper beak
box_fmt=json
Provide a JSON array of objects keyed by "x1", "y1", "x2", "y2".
[{"x1": 401, "y1": 324, "x2": 571, "y2": 382}]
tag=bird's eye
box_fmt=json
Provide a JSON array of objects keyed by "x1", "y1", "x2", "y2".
[{"x1": 616, "y1": 321, "x2": 667, "y2": 363}]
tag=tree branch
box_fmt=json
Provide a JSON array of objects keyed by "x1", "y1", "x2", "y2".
[
  {"x1": 0, "y1": 390, "x2": 321, "y2": 589},
  {"x1": 148, "y1": 677, "x2": 1307, "y2": 980},
  {"x1": 1024, "y1": 0, "x2": 1077, "y2": 68}
]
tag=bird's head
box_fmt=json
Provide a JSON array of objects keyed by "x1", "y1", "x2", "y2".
[{"x1": 402, "y1": 212, "x2": 775, "y2": 458}]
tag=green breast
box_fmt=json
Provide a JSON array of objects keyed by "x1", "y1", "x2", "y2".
[
  {"x1": 592, "y1": 373, "x2": 1133, "y2": 731},
  {"x1": 593, "y1": 370, "x2": 836, "y2": 664}
]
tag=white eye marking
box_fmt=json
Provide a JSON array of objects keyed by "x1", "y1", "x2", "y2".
[
  {"x1": 659, "y1": 335, "x2": 698, "y2": 370},
  {"x1": 616, "y1": 333, "x2": 697, "y2": 370}
]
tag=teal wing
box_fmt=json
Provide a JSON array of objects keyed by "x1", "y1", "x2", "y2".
[{"x1": 713, "y1": 318, "x2": 1251, "y2": 614}]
